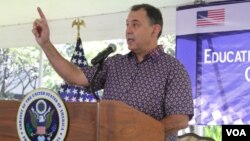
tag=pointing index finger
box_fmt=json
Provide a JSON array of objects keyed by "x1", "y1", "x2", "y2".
[{"x1": 37, "y1": 7, "x2": 46, "y2": 21}]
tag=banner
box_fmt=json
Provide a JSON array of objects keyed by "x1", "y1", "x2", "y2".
[{"x1": 176, "y1": 0, "x2": 250, "y2": 125}]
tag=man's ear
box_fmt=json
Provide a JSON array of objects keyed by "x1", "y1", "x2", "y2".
[{"x1": 152, "y1": 24, "x2": 161, "y2": 38}]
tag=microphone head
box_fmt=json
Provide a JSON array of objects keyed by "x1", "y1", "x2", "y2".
[{"x1": 108, "y1": 43, "x2": 117, "y2": 52}]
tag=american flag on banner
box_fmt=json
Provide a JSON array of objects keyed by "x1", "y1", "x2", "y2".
[
  {"x1": 58, "y1": 37, "x2": 96, "y2": 102},
  {"x1": 197, "y1": 8, "x2": 225, "y2": 26}
]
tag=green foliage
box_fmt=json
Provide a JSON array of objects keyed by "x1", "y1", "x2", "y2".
[
  {"x1": 204, "y1": 126, "x2": 222, "y2": 141},
  {"x1": 159, "y1": 34, "x2": 176, "y2": 56},
  {"x1": 41, "y1": 44, "x2": 72, "y2": 91},
  {"x1": 0, "y1": 46, "x2": 40, "y2": 99},
  {"x1": 64, "y1": 43, "x2": 75, "y2": 57}
]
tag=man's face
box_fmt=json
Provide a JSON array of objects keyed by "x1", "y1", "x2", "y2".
[{"x1": 126, "y1": 9, "x2": 155, "y2": 53}]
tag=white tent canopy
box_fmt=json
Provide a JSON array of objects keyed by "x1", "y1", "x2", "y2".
[{"x1": 0, "y1": 0, "x2": 219, "y2": 48}]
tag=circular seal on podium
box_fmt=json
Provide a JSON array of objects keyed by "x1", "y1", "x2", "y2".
[{"x1": 17, "y1": 88, "x2": 68, "y2": 141}]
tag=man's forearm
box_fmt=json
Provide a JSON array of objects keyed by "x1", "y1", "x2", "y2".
[{"x1": 161, "y1": 115, "x2": 189, "y2": 137}]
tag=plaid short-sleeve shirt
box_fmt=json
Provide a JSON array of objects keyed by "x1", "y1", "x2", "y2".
[{"x1": 83, "y1": 46, "x2": 194, "y2": 141}]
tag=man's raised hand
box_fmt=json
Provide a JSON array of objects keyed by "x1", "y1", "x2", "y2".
[{"x1": 32, "y1": 7, "x2": 50, "y2": 46}]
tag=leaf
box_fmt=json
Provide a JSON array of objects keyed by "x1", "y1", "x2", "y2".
[
  {"x1": 46, "y1": 109, "x2": 55, "y2": 128},
  {"x1": 29, "y1": 110, "x2": 37, "y2": 128}
]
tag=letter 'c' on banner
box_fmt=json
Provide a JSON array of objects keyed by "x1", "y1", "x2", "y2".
[{"x1": 245, "y1": 66, "x2": 250, "y2": 82}]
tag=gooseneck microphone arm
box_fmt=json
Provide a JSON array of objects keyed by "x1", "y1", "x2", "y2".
[
  {"x1": 89, "y1": 59, "x2": 104, "y2": 102},
  {"x1": 89, "y1": 43, "x2": 117, "y2": 101}
]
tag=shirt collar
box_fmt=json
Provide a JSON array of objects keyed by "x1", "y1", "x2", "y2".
[{"x1": 127, "y1": 45, "x2": 164, "y2": 62}]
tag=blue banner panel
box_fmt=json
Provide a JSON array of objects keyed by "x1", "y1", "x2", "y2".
[{"x1": 176, "y1": 1, "x2": 250, "y2": 125}]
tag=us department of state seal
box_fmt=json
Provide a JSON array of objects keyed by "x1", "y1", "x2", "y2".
[{"x1": 17, "y1": 88, "x2": 68, "y2": 141}]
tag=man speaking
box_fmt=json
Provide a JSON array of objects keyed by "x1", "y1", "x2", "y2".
[{"x1": 32, "y1": 4, "x2": 194, "y2": 141}]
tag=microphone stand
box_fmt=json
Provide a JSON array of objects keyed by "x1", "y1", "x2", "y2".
[
  {"x1": 90, "y1": 59, "x2": 104, "y2": 141},
  {"x1": 89, "y1": 59, "x2": 104, "y2": 102}
]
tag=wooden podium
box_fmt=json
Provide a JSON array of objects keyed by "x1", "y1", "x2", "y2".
[{"x1": 0, "y1": 100, "x2": 164, "y2": 141}]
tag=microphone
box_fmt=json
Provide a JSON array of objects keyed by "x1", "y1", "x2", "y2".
[{"x1": 91, "y1": 43, "x2": 117, "y2": 65}]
